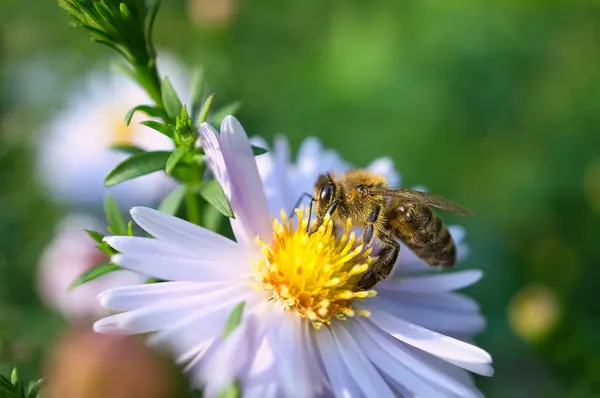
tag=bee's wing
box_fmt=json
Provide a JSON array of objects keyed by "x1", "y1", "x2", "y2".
[{"x1": 377, "y1": 188, "x2": 474, "y2": 215}]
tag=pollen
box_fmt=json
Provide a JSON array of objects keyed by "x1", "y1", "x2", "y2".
[{"x1": 254, "y1": 208, "x2": 376, "y2": 328}]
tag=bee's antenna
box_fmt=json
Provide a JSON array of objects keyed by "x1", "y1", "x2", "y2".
[
  {"x1": 289, "y1": 192, "x2": 315, "y2": 220},
  {"x1": 306, "y1": 196, "x2": 314, "y2": 232}
]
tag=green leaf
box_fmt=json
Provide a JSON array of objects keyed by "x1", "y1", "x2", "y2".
[
  {"x1": 85, "y1": 229, "x2": 105, "y2": 244},
  {"x1": 140, "y1": 120, "x2": 174, "y2": 138},
  {"x1": 104, "y1": 151, "x2": 172, "y2": 186},
  {"x1": 27, "y1": 380, "x2": 43, "y2": 398},
  {"x1": 97, "y1": 241, "x2": 117, "y2": 256},
  {"x1": 158, "y1": 185, "x2": 187, "y2": 215},
  {"x1": 104, "y1": 194, "x2": 127, "y2": 235},
  {"x1": 218, "y1": 381, "x2": 241, "y2": 398},
  {"x1": 70, "y1": 262, "x2": 122, "y2": 288},
  {"x1": 252, "y1": 145, "x2": 268, "y2": 156},
  {"x1": 197, "y1": 180, "x2": 235, "y2": 218},
  {"x1": 189, "y1": 67, "x2": 204, "y2": 123},
  {"x1": 161, "y1": 76, "x2": 183, "y2": 120},
  {"x1": 222, "y1": 302, "x2": 245, "y2": 339},
  {"x1": 210, "y1": 101, "x2": 241, "y2": 126},
  {"x1": 166, "y1": 147, "x2": 188, "y2": 175},
  {"x1": 0, "y1": 374, "x2": 13, "y2": 391},
  {"x1": 127, "y1": 221, "x2": 134, "y2": 236},
  {"x1": 110, "y1": 144, "x2": 145, "y2": 154},
  {"x1": 125, "y1": 104, "x2": 165, "y2": 126},
  {"x1": 11, "y1": 368, "x2": 18, "y2": 385},
  {"x1": 202, "y1": 203, "x2": 224, "y2": 232},
  {"x1": 197, "y1": 94, "x2": 214, "y2": 124}
]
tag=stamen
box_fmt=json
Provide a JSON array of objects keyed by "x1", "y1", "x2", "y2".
[{"x1": 255, "y1": 207, "x2": 375, "y2": 327}]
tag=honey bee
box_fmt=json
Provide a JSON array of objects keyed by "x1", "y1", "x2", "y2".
[{"x1": 309, "y1": 170, "x2": 473, "y2": 290}]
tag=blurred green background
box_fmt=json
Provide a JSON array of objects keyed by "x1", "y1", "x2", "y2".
[{"x1": 2, "y1": 0, "x2": 600, "y2": 396}]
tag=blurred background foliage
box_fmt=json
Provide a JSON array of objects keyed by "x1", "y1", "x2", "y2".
[{"x1": 2, "y1": 0, "x2": 600, "y2": 396}]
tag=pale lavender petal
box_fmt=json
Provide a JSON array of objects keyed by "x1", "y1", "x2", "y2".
[
  {"x1": 330, "y1": 322, "x2": 395, "y2": 398},
  {"x1": 201, "y1": 317, "x2": 258, "y2": 396},
  {"x1": 402, "y1": 344, "x2": 478, "y2": 389},
  {"x1": 449, "y1": 225, "x2": 470, "y2": 261},
  {"x1": 199, "y1": 123, "x2": 230, "y2": 197},
  {"x1": 199, "y1": 123, "x2": 258, "y2": 247},
  {"x1": 272, "y1": 135, "x2": 296, "y2": 211},
  {"x1": 130, "y1": 207, "x2": 239, "y2": 251},
  {"x1": 244, "y1": 383, "x2": 278, "y2": 398},
  {"x1": 375, "y1": 291, "x2": 480, "y2": 313},
  {"x1": 148, "y1": 291, "x2": 259, "y2": 362},
  {"x1": 219, "y1": 116, "x2": 272, "y2": 241},
  {"x1": 314, "y1": 327, "x2": 362, "y2": 398},
  {"x1": 355, "y1": 319, "x2": 483, "y2": 398},
  {"x1": 372, "y1": 296, "x2": 486, "y2": 335},
  {"x1": 94, "y1": 284, "x2": 251, "y2": 335},
  {"x1": 366, "y1": 307, "x2": 493, "y2": 375},
  {"x1": 98, "y1": 281, "x2": 232, "y2": 311},
  {"x1": 367, "y1": 157, "x2": 401, "y2": 187},
  {"x1": 348, "y1": 320, "x2": 451, "y2": 398},
  {"x1": 273, "y1": 315, "x2": 318, "y2": 398},
  {"x1": 378, "y1": 270, "x2": 483, "y2": 294},
  {"x1": 111, "y1": 252, "x2": 249, "y2": 282},
  {"x1": 105, "y1": 235, "x2": 247, "y2": 264}
]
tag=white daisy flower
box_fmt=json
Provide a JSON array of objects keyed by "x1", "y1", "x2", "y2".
[
  {"x1": 36, "y1": 54, "x2": 189, "y2": 209},
  {"x1": 95, "y1": 116, "x2": 493, "y2": 397},
  {"x1": 37, "y1": 214, "x2": 146, "y2": 321}
]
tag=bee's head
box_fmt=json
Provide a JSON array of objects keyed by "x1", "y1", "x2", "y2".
[{"x1": 314, "y1": 173, "x2": 337, "y2": 217}]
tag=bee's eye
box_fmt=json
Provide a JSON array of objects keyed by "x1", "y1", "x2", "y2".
[{"x1": 320, "y1": 183, "x2": 334, "y2": 203}]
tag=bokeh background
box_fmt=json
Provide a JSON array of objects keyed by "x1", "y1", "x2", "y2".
[{"x1": 2, "y1": 1, "x2": 600, "y2": 396}]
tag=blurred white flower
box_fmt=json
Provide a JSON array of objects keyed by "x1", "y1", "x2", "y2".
[
  {"x1": 36, "y1": 54, "x2": 189, "y2": 209},
  {"x1": 94, "y1": 116, "x2": 492, "y2": 397},
  {"x1": 37, "y1": 214, "x2": 146, "y2": 321}
]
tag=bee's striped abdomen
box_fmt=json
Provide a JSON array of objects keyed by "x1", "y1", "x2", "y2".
[{"x1": 385, "y1": 199, "x2": 456, "y2": 267}]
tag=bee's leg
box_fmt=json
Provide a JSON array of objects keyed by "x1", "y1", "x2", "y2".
[
  {"x1": 356, "y1": 233, "x2": 400, "y2": 291},
  {"x1": 362, "y1": 205, "x2": 381, "y2": 245},
  {"x1": 309, "y1": 200, "x2": 338, "y2": 234}
]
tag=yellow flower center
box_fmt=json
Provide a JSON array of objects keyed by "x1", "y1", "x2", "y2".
[{"x1": 255, "y1": 208, "x2": 376, "y2": 328}]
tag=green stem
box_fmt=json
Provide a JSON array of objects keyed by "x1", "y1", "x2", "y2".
[{"x1": 185, "y1": 187, "x2": 201, "y2": 225}]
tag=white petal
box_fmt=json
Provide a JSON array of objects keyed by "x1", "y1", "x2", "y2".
[
  {"x1": 130, "y1": 207, "x2": 239, "y2": 251},
  {"x1": 94, "y1": 284, "x2": 251, "y2": 334},
  {"x1": 330, "y1": 323, "x2": 395, "y2": 398},
  {"x1": 367, "y1": 157, "x2": 401, "y2": 188},
  {"x1": 373, "y1": 297, "x2": 486, "y2": 335},
  {"x1": 272, "y1": 316, "x2": 317, "y2": 398},
  {"x1": 272, "y1": 135, "x2": 297, "y2": 211},
  {"x1": 355, "y1": 319, "x2": 483, "y2": 398},
  {"x1": 201, "y1": 317, "x2": 258, "y2": 395},
  {"x1": 149, "y1": 291, "x2": 260, "y2": 362},
  {"x1": 219, "y1": 116, "x2": 272, "y2": 242},
  {"x1": 199, "y1": 122, "x2": 258, "y2": 247},
  {"x1": 448, "y1": 225, "x2": 470, "y2": 261},
  {"x1": 105, "y1": 235, "x2": 247, "y2": 263},
  {"x1": 378, "y1": 270, "x2": 483, "y2": 294},
  {"x1": 376, "y1": 291, "x2": 480, "y2": 314},
  {"x1": 402, "y1": 344, "x2": 479, "y2": 388},
  {"x1": 198, "y1": 123, "x2": 230, "y2": 197},
  {"x1": 348, "y1": 320, "x2": 448, "y2": 398},
  {"x1": 366, "y1": 307, "x2": 493, "y2": 375},
  {"x1": 111, "y1": 251, "x2": 250, "y2": 282},
  {"x1": 98, "y1": 281, "x2": 231, "y2": 310},
  {"x1": 314, "y1": 327, "x2": 362, "y2": 398}
]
